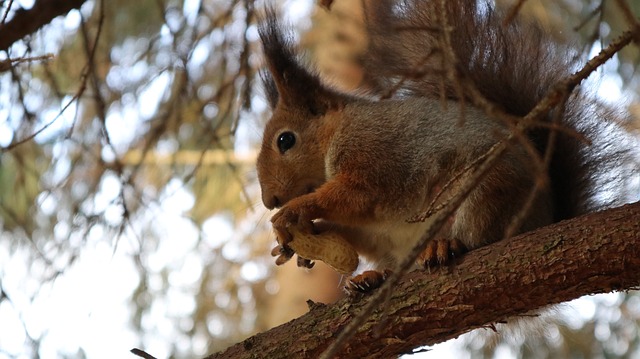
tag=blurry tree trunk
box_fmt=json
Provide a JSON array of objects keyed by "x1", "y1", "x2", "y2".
[
  {"x1": 206, "y1": 202, "x2": 640, "y2": 359},
  {"x1": 306, "y1": 0, "x2": 367, "y2": 90}
]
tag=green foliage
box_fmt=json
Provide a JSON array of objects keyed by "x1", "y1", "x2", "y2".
[
  {"x1": 106, "y1": 0, "x2": 165, "y2": 45},
  {"x1": 0, "y1": 142, "x2": 49, "y2": 233}
]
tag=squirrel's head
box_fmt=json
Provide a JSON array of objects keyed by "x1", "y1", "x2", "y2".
[{"x1": 256, "y1": 9, "x2": 351, "y2": 209}]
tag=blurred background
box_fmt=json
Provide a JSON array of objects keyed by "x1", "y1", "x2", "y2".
[{"x1": 0, "y1": 0, "x2": 639, "y2": 358}]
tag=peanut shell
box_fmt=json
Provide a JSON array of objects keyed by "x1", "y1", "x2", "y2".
[{"x1": 286, "y1": 227, "x2": 359, "y2": 274}]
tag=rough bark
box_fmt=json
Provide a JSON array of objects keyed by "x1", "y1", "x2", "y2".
[
  {"x1": 206, "y1": 202, "x2": 640, "y2": 358},
  {"x1": 0, "y1": 0, "x2": 88, "y2": 52}
]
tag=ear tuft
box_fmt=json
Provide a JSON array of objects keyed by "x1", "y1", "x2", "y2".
[
  {"x1": 259, "y1": 7, "x2": 347, "y2": 116},
  {"x1": 260, "y1": 69, "x2": 278, "y2": 109}
]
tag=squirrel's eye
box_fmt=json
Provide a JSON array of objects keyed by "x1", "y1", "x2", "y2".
[{"x1": 277, "y1": 132, "x2": 296, "y2": 153}]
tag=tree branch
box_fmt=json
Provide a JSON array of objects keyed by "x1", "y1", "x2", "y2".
[
  {"x1": 0, "y1": 0, "x2": 88, "y2": 52},
  {"x1": 205, "y1": 202, "x2": 640, "y2": 358}
]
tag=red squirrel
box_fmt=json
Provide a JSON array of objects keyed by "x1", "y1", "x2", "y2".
[{"x1": 256, "y1": 0, "x2": 634, "y2": 292}]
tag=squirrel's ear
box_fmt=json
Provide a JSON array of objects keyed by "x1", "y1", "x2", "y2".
[{"x1": 259, "y1": 9, "x2": 346, "y2": 116}]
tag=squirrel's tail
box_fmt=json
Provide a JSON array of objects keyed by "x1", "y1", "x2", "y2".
[{"x1": 362, "y1": 0, "x2": 635, "y2": 220}]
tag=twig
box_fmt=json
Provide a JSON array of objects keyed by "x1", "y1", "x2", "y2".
[
  {"x1": 0, "y1": 87, "x2": 85, "y2": 152},
  {"x1": 0, "y1": 1, "x2": 110, "y2": 152},
  {"x1": 232, "y1": 0, "x2": 255, "y2": 134},
  {"x1": 525, "y1": 29, "x2": 636, "y2": 126},
  {"x1": 130, "y1": 348, "x2": 158, "y2": 359},
  {"x1": 410, "y1": 146, "x2": 493, "y2": 223},
  {"x1": 503, "y1": 0, "x2": 528, "y2": 25},
  {"x1": 613, "y1": 0, "x2": 640, "y2": 43},
  {"x1": 573, "y1": 2, "x2": 603, "y2": 33},
  {"x1": 1, "y1": 0, "x2": 14, "y2": 25},
  {"x1": 504, "y1": 94, "x2": 568, "y2": 239},
  {"x1": 0, "y1": 53, "x2": 53, "y2": 72},
  {"x1": 78, "y1": 0, "x2": 108, "y2": 144},
  {"x1": 379, "y1": 47, "x2": 441, "y2": 100}
]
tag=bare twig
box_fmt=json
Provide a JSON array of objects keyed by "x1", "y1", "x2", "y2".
[
  {"x1": 526, "y1": 29, "x2": 636, "y2": 126},
  {"x1": 0, "y1": 1, "x2": 109, "y2": 153},
  {"x1": 1, "y1": 0, "x2": 14, "y2": 25},
  {"x1": 614, "y1": 0, "x2": 640, "y2": 43},
  {"x1": 0, "y1": 53, "x2": 53, "y2": 72},
  {"x1": 232, "y1": 0, "x2": 255, "y2": 134},
  {"x1": 574, "y1": 2, "x2": 604, "y2": 33},
  {"x1": 504, "y1": 94, "x2": 567, "y2": 239},
  {"x1": 131, "y1": 348, "x2": 158, "y2": 359},
  {"x1": 379, "y1": 47, "x2": 442, "y2": 100},
  {"x1": 409, "y1": 145, "x2": 494, "y2": 223},
  {"x1": 78, "y1": 0, "x2": 108, "y2": 144},
  {"x1": 0, "y1": 88, "x2": 85, "y2": 152},
  {"x1": 503, "y1": 0, "x2": 528, "y2": 25}
]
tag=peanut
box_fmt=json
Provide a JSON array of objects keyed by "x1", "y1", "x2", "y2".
[{"x1": 286, "y1": 227, "x2": 359, "y2": 275}]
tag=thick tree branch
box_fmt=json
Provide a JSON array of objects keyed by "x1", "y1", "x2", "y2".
[
  {"x1": 206, "y1": 202, "x2": 640, "y2": 358},
  {"x1": 0, "y1": 0, "x2": 88, "y2": 52}
]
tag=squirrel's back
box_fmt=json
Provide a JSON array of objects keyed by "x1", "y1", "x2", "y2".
[{"x1": 361, "y1": 0, "x2": 633, "y2": 221}]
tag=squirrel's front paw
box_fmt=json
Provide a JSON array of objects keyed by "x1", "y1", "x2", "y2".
[{"x1": 270, "y1": 203, "x2": 315, "y2": 245}]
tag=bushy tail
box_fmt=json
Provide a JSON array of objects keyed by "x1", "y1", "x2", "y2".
[{"x1": 361, "y1": 0, "x2": 635, "y2": 220}]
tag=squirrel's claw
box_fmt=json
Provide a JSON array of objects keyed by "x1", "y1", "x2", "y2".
[
  {"x1": 344, "y1": 270, "x2": 390, "y2": 295},
  {"x1": 297, "y1": 256, "x2": 315, "y2": 269},
  {"x1": 272, "y1": 244, "x2": 295, "y2": 266},
  {"x1": 417, "y1": 238, "x2": 468, "y2": 268}
]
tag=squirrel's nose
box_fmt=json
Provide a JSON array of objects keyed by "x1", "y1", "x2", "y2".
[
  {"x1": 263, "y1": 194, "x2": 281, "y2": 209},
  {"x1": 272, "y1": 196, "x2": 281, "y2": 208}
]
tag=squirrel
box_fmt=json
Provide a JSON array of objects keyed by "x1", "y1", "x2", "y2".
[{"x1": 256, "y1": 0, "x2": 634, "y2": 292}]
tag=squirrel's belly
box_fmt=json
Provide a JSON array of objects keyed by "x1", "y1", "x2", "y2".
[{"x1": 352, "y1": 218, "x2": 436, "y2": 269}]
